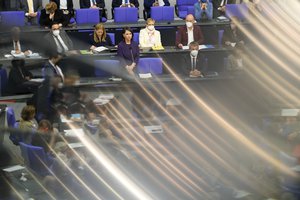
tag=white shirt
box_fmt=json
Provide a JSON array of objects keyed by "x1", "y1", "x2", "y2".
[
  {"x1": 60, "y1": 0, "x2": 68, "y2": 9},
  {"x1": 49, "y1": 60, "x2": 64, "y2": 82},
  {"x1": 53, "y1": 34, "x2": 69, "y2": 53},
  {"x1": 187, "y1": 28, "x2": 194, "y2": 46},
  {"x1": 158, "y1": 0, "x2": 165, "y2": 6},
  {"x1": 13, "y1": 41, "x2": 21, "y2": 51}
]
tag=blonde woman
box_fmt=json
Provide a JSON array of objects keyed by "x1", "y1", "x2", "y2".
[
  {"x1": 89, "y1": 23, "x2": 113, "y2": 50},
  {"x1": 139, "y1": 18, "x2": 162, "y2": 48}
]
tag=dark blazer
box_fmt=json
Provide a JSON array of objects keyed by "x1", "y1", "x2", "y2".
[
  {"x1": 175, "y1": 25, "x2": 204, "y2": 47},
  {"x1": 51, "y1": 0, "x2": 73, "y2": 11},
  {"x1": 80, "y1": 0, "x2": 105, "y2": 9},
  {"x1": 89, "y1": 33, "x2": 112, "y2": 47},
  {"x1": 182, "y1": 53, "x2": 206, "y2": 74},
  {"x1": 1, "y1": 0, "x2": 19, "y2": 11},
  {"x1": 20, "y1": 0, "x2": 42, "y2": 13},
  {"x1": 39, "y1": 9, "x2": 68, "y2": 27},
  {"x1": 222, "y1": 27, "x2": 244, "y2": 45},
  {"x1": 43, "y1": 30, "x2": 73, "y2": 54},
  {"x1": 112, "y1": 0, "x2": 139, "y2": 9},
  {"x1": 117, "y1": 40, "x2": 139, "y2": 66},
  {"x1": 42, "y1": 60, "x2": 64, "y2": 82}
]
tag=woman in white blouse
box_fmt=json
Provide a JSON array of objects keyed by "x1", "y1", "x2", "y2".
[{"x1": 139, "y1": 18, "x2": 162, "y2": 48}]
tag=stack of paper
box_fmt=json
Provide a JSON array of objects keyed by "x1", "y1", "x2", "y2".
[
  {"x1": 11, "y1": 50, "x2": 25, "y2": 58},
  {"x1": 3, "y1": 165, "x2": 25, "y2": 172},
  {"x1": 144, "y1": 125, "x2": 163, "y2": 134},
  {"x1": 98, "y1": 93, "x2": 114, "y2": 100},
  {"x1": 93, "y1": 93, "x2": 114, "y2": 105},
  {"x1": 139, "y1": 73, "x2": 152, "y2": 79},
  {"x1": 68, "y1": 142, "x2": 85, "y2": 149},
  {"x1": 64, "y1": 129, "x2": 85, "y2": 137},
  {"x1": 27, "y1": 52, "x2": 41, "y2": 58},
  {"x1": 30, "y1": 78, "x2": 44, "y2": 83},
  {"x1": 94, "y1": 46, "x2": 108, "y2": 53}
]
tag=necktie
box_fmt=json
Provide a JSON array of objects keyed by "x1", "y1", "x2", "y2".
[
  {"x1": 55, "y1": 36, "x2": 65, "y2": 53},
  {"x1": 192, "y1": 57, "x2": 196, "y2": 71},
  {"x1": 27, "y1": 0, "x2": 34, "y2": 13}
]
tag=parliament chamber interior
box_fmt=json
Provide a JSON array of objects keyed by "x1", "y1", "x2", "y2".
[{"x1": 0, "y1": 0, "x2": 299, "y2": 199}]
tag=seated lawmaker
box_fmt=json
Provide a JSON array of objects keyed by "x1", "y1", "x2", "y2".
[
  {"x1": 6, "y1": 27, "x2": 32, "y2": 55},
  {"x1": 117, "y1": 27, "x2": 139, "y2": 75},
  {"x1": 80, "y1": 0, "x2": 107, "y2": 20},
  {"x1": 222, "y1": 16, "x2": 245, "y2": 47},
  {"x1": 143, "y1": 0, "x2": 170, "y2": 19},
  {"x1": 139, "y1": 18, "x2": 162, "y2": 48},
  {"x1": 42, "y1": 52, "x2": 64, "y2": 82},
  {"x1": 7, "y1": 59, "x2": 40, "y2": 95},
  {"x1": 50, "y1": 0, "x2": 74, "y2": 25},
  {"x1": 182, "y1": 41, "x2": 205, "y2": 77},
  {"x1": 175, "y1": 14, "x2": 204, "y2": 48},
  {"x1": 39, "y1": 2, "x2": 68, "y2": 28},
  {"x1": 20, "y1": 0, "x2": 43, "y2": 25},
  {"x1": 89, "y1": 23, "x2": 113, "y2": 50},
  {"x1": 44, "y1": 22, "x2": 74, "y2": 55},
  {"x1": 194, "y1": 0, "x2": 213, "y2": 21}
]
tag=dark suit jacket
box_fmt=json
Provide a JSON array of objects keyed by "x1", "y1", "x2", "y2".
[
  {"x1": 39, "y1": 9, "x2": 68, "y2": 27},
  {"x1": 176, "y1": 25, "x2": 204, "y2": 47},
  {"x1": 112, "y1": 0, "x2": 139, "y2": 8},
  {"x1": 52, "y1": 0, "x2": 73, "y2": 10},
  {"x1": 44, "y1": 30, "x2": 73, "y2": 54},
  {"x1": 1, "y1": 0, "x2": 19, "y2": 11},
  {"x1": 20, "y1": 0, "x2": 42, "y2": 13},
  {"x1": 7, "y1": 65, "x2": 33, "y2": 93},
  {"x1": 80, "y1": 0, "x2": 105, "y2": 9},
  {"x1": 182, "y1": 53, "x2": 206, "y2": 75},
  {"x1": 222, "y1": 27, "x2": 244, "y2": 45},
  {"x1": 89, "y1": 33, "x2": 112, "y2": 47},
  {"x1": 144, "y1": 0, "x2": 170, "y2": 10}
]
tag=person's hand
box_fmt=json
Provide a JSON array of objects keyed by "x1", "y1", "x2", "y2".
[
  {"x1": 178, "y1": 44, "x2": 183, "y2": 49},
  {"x1": 90, "y1": 5, "x2": 98, "y2": 9},
  {"x1": 126, "y1": 65, "x2": 134, "y2": 75},
  {"x1": 153, "y1": 1, "x2": 159, "y2": 6},
  {"x1": 29, "y1": 12, "x2": 37, "y2": 17},
  {"x1": 120, "y1": 4, "x2": 126, "y2": 7},
  {"x1": 201, "y1": 3, "x2": 207, "y2": 10},
  {"x1": 24, "y1": 50, "x2": 32, "y2": 56},
  {"x1": 130, "y1": 3, "x2": 135, "y2": 7},
  {"x1": 15, "y1": 49, "x2": 21, "y2": 54},
  {"x1": 49, "y1": 13, "x2": 55, "y2": 20},
  {"x1": 25, "y1": 76, "x2": 31, "y2": 81},
  {"x1": 90, "y1": 45, "x2": 96, "y2": 50},
  {"x1": 218, "y1": 6, "x2": 226, "y2": 12},
  {"x1": 59, "y1": 23, "x2": 62, "y2": 27}
]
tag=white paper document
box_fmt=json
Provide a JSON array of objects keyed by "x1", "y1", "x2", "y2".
[
  {"x1": 139, "y1": 73, "x2": 152, "y2": 79},
  {"x1": 68, "y1": 142, "x2": 85, "y2": 149},
  {"x1": 11, "y1": 50, "x2": 25, "y2": 58},
  {"x1": 64, "y1": 129, "x2": 85, "y2": 137},
  {"x1": 30, "y1": 78, "x2": 44, "y2": 83},
  {"x1": 3, "y1": 165, "x2": 25, "y2": 172},
  {"x1": 144, "y1": 125, "x2": 163, "y2": 134},
  {"x1": 94, "y1": 46, "x2": 108, "y2": 52},
  {"x1": 182, "y1": 46, "x2": 189, "y2": 50},
  {"x1": 98, "y1": 93, "x2": 114, "y2": 100},
  {"x1": 281, "y1": 109, "x2": 299, "y2": 116}
]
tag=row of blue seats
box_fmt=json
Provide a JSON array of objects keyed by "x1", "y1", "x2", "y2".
[{"x1": 0, "y1": 4, "x2": 249, "y2": 27}]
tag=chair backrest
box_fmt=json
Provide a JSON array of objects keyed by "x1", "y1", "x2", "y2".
[
  {"x1": 114, "y1": 7, "x2": 138, "y2": 23},
  {"x1": 19, "y1": 142, "x2": 51, "y2": 177},
  {"x1": 6, "y1": 107, "x2": 16, "y2": 128},
  {"x1": 0, "y1": 11, "x2": 25, "y2": 26},
  {"x1": 94, "y1": 60, "x2": 121, "y2": 77},
  {"x1": 225, "y1": 3, "x2": 249, "y2": 21},
  {"x1": 176, "y1": 0, "x2": 197, "y2": 18},
  {"x1": 0, "y1": 68, "x2": 8, "y2": 96},
  {"x1": 107, "y1": 33, "x2": 115, "y2": 45},
  {"x1": 76, "y1": 9, "x2": 100, "y2": 25},
  {"x1": 133, "y1": 32, "x2": 139, "y2": 44},
  {"x1": 138, "y1": 58, "x2": 163, "y2": 74},
  {"x1": 151, "y1": 6, "x2": 174, "y2": 22}
]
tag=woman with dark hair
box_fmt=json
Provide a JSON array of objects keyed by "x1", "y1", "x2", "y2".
[
  {"x1": 117, "y1": 27, "x2": 139, "y2": 75},
  {"x1": 89, "y1": 23, "x2": 113, "y2": 50}
]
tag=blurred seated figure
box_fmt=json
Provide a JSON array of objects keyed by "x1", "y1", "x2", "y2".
[
  {"x1": 44, "y1": 22, "x2": 74, "y2": 55},
  {"x1": 226, "y1": 43, "x2": 245, "y2": 71},
  {"x1": 89, "y1": 23, "x2": 113, "y2": 50},
  {"x1": 194, "y1": 0, "x2": 213, "y2": 21},
  {"x1": 20, "y1": 0, "x2": 42, "y2": 25},
  {"x1": 18, "y1": 105, "x2": 37, "y2": 143},
  {"x1": 9, "y1": 27, "x2": 32, "y2": 55},
  {"x1": 182, "y1": 41, "x2": 205, "y2": 77},
  {"x1": 7, "y1": 59, "x2": 40, "y2": 95},
  {"x1": 80, "y1": 0, "x2": 107, "y2": 20},
  {"x1": 139, "y1": 18, "x2": 162, "y2": 48},
  {"x1": 222, "y1": 16, "x2": 245, "y2": 47},
  {"x1": 117, "y1": 27, "x2": 139, "y2": 75},
  {"x1": 111, "y1": 0, "x2": 139, "y2": 18},
  {"x1": 175, "y1": 14, "x2": 204, "y2": 48},
  {"x1": 42, "y1": 52, "x2": 64, "y2": 82},
  {"x1": 31, "y1": 119, "x2": 59, "y2": 154},
  {"x1": 216, "y1": 0, "x2": 243, "y2": 16},
  {"x1": 143, "y1": 0, "x2": 170, "y2": 19},
  {"x1": 50, "y1": 0, "x2": 74, "y2": 25},
  {"x1": 39, "y1": 2, "x2": 69, "y2": 28}
]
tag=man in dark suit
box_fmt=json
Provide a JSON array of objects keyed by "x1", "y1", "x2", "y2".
[
  {"x1": 7, "y1": 59, "x2": 40, "y2": 95},
  {"x1": 42, "y1": 52, "x2": 64, "y2": 82},
  {"x1": 20, "y1": 0, "x2": 42, "y2": 25},
  {"x1": 43, "y1": 22, "x2": 73, "y2": 55},
  {"x1": 175, "y1": 14, "x2": 204, "y2": 48},
  {"x1": 79, "y1": 0, "x2": 107, "y2": 20},
  {"x1": 182, "y1": 41, "x2": 206, "y2": 77}
]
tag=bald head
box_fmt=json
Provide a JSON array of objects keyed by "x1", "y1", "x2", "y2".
[{"x1": 185, "y1": 14, "x2": 195, "y2": 29}]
